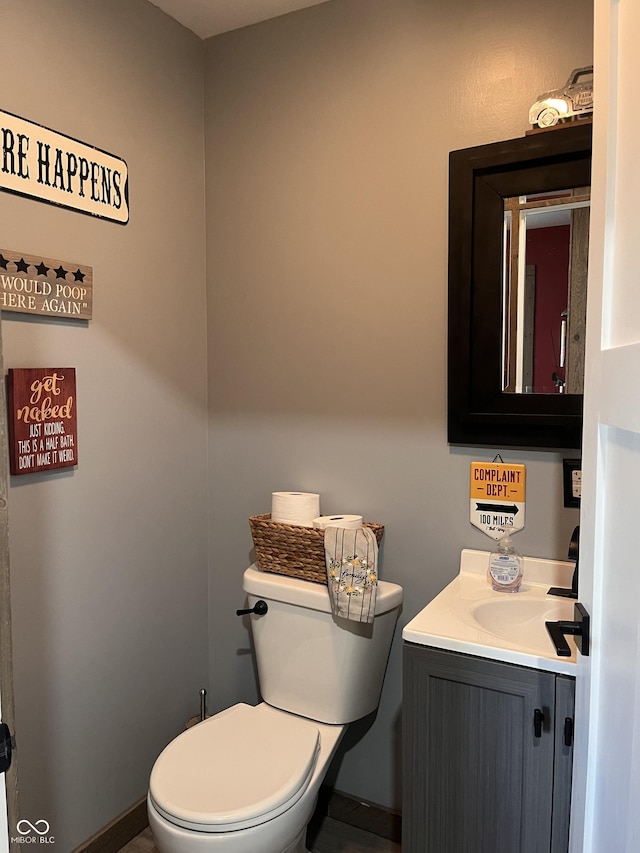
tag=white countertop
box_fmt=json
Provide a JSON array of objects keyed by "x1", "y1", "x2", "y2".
[{"x1": 402, "y1": 549, "x2": 578, "y2": 676}]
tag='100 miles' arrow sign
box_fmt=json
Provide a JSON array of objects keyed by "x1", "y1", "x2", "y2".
[{"x1": 470, "y1": 461, "x2": 526, "y2": 540}]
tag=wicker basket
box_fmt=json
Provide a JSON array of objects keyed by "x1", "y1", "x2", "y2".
[{"x1": 249, "y1": 513, "x2": 384, "y2": 585}]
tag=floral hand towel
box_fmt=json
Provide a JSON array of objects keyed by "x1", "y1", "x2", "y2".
[{"x1": 324, "y1": 526, "x2": 378, "y2": 623}]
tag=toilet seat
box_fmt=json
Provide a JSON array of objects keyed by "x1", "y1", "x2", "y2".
[{"x1": 149, "y1": 703, "x2": 320, "y2": 834}]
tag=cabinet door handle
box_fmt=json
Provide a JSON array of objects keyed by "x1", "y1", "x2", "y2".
[
  {"x1": 534, "y1": 708, "x2": 545, "y2": 738},
  {"x1": 564, "y1": 716, "x2": 574, "y2": 747}
]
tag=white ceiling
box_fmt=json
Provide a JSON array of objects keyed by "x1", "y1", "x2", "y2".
[{"x1": 148, "y1": 0, "x2": 333, "y2": 39}]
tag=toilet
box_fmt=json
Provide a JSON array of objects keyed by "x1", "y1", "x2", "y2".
[{"x1": 147, "y1": 565, "x2": 403, "y2": 853}]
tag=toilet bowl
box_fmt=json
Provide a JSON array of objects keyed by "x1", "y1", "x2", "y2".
[
  {"x1": 148, "y1": 703, "x2": 344, "y2": 853},
  {"x1": 148, "y1": 566, "x2": 403, "y2": 853}
]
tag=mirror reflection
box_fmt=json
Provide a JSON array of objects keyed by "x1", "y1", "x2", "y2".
[{"x1": 502, "y1": 188, "x2": 590, "y2": 395}]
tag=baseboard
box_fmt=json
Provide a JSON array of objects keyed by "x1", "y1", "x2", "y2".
[
  {"x1": 71, "y1": 797, "x2": 148, "y2": 853},
  {"x1": 318, "y1": 786, "x2": 402, "y2": 843},
  {"x1": 71, "y1": 786, "x2": 400, "y2": 851}
]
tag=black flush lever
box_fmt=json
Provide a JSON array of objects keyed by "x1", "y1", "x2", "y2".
[
  {"x1": 236, "y1": 600, "x2": 268, "y2": 617},
  {"x1": 546, "y1": 602, "x2": 590, "y2": 657}
]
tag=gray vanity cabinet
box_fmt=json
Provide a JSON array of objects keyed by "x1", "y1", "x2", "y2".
[{"x1": 402, "y1": 643, "x2": 575, "y2": 853}]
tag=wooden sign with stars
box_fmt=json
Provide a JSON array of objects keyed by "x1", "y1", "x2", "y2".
[{"x1": 0, "y1": 248, "x2": 92, "y2": 320}]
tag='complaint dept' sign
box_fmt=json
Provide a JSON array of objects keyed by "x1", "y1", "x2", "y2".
[{"x1": 0, "y1": 110, "x2": 129, "y2": 224}]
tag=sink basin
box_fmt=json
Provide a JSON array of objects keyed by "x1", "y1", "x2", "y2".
[
  {"x1": 402, "y1": 549, "x2": 578, "y2": 674},
  {"x1": 471, "y1": 596, "x2": 574, "y2": 651}
]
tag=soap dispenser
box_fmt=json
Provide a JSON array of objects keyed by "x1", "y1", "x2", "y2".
[{"x1": 488, "y1": 528, "x2": 524, "y2": 593}]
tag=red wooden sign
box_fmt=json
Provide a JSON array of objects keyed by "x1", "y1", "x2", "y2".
[{"x1": 7, "y1": 368, "x2": 78, "y2": 475}]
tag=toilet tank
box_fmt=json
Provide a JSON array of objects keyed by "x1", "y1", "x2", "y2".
[{"x1": 242, "y1": 566, "x2": 403, "y2": 725}]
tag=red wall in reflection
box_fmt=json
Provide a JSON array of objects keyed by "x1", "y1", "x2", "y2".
[{"x1": 526, "y1": 224, "x2": 570, "y2": 392}]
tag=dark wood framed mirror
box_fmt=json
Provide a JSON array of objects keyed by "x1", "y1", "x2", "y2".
[{"x1": 448, "y1": 122, "x2": 592, "y2": 449}]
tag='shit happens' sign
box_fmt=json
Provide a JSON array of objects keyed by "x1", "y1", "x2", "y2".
[{"x1": 0, "y1": 109, "x2": 128, "y2": 224}]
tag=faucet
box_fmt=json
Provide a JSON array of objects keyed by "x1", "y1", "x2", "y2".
[{"x1": 549, "y1": 526, "x2": 579, "y2": 599}]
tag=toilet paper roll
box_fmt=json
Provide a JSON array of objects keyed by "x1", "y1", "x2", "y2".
[
  {"x1": 313, "y1": 514, "x2": 364, "y2": 530},
  {"x1": 271, "y1": 492, "x2": 320, "y2": 527}
]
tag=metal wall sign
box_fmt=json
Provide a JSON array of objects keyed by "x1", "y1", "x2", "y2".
[
  {"x1": 0, "y1": 248, "x2": 92, "y2": 320},
  {"x1": 6, "y1": 368, "x2": 78, "y2": 476},
  {"x1": 0, "y1": 109, "x2": 129, "y2": 224},
  {"x1": 470, "y1": 461, "x2": 526, "y2": 539}
]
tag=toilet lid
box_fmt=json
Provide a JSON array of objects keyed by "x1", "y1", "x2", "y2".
[{"x1": 149, "y1": 703, "x2": 320, "y2": 832}]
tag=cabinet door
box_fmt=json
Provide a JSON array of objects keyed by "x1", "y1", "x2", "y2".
[
  {"x1": 551, "y1": 675, "x2": 575, "y2": 853},
  {"x1": 403, "y1": 644, "x2": 556, "y2": 853}
]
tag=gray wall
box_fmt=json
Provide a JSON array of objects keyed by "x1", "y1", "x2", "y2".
[
  {"x1": 204, "y1": 0, "x2": 591, "y2": 810},
  {"x1": 1, "y1": 1, "x2": 208, "y2": 849}
]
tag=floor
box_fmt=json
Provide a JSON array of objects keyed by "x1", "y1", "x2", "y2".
[{"x1": 119, "y1": 814, "x2": 401, "y2": 853}]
